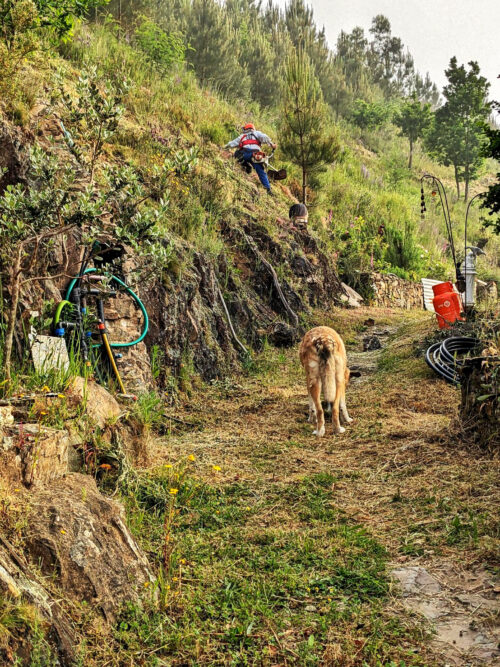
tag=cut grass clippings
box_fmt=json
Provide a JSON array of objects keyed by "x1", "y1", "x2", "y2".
[{"x1": 77, "y1": 307, "x2": 499, "y2": 665}]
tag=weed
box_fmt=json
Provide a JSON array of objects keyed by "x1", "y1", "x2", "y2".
[{"x1": 131, "y1": 391, "x2": 164, "y2": 431}]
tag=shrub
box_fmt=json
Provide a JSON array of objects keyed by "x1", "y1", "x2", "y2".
[
  {"x1": 134, "y1": 17, "x2": 187, "y2": 71},
  {"x1": 351, "y1": 99, "x2": 391, "y2": 130}
]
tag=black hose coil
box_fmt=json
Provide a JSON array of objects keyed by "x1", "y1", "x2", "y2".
[{"x1": 425, "y1": 336, "x2": 480, "y2": 385}]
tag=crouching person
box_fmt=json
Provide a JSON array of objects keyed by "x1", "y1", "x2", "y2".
[{"x1": 224, "y1": 123, "x2": 277, "y2": 194}]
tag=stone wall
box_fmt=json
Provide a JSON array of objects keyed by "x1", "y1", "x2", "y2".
[{"x1": 370, "y1": 272, "x2": 424, "y2": 310}]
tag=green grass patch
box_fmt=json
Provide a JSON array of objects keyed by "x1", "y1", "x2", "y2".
[{"x1": 109, "y1": 466, "x2": 426, "y2": 664}]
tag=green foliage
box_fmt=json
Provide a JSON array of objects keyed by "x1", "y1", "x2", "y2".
[
  {"x1": 384, "y1": 220, "x2": 422, "y2": 275},
  {"x1": 481, "y1": 108, "x2": 500, "y2": 234},
  {"x1": 425, "y1": 57, "x2": 491, "y2": 201},
  {"x1": 239, "y1": 19, "x2": 282, "y2": 108},
  {"x1": 184, "y1": 0, "x2": 250, "y2": 99},
  {"x1": 367, "y1": 15, "x2": 415, "y2": 99},
  {"x1": 131, "y1": 391, "x2": 164, "y2": 430},
  {"x1": 134, "y1": 16, "x2": 186, "y2": 71},
  {"x1": 336, "y1": 26, "x2": 370, "y2": 97},
  {"x1": 35, "y1": 0, "x2": 107, "y2": 38},
  {"x1": 330, "y1": 214, "x2": 386, "y2": 290},
  {"x1": 57, "y1": 65, "x2": 128, "y2": 181},
  {"x1": 394, "y1": 94, "x2": 432, "y2": 168},
  {"x1": 0, "y1": 596, "x2": 56, "y2": 665},
  {"x1": 351, "y1": 99, "x2": 391, "y2": 130},
  {"x1": 0, "y1": 0, "x2": 39, "y2": 99},
  {"x1": 280, "y1": 48, "x2": 340, "y2": 203},
  {"x1": 0, "y1": 145, "x2": 94, "y2": 247}
]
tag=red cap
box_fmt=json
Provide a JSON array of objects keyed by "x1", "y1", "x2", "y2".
[{"x1": 242, "y1": 123, "x2": 255, "y2": 131}]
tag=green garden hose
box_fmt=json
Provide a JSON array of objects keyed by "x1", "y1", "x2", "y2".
[
  {"x1": 53, "y1": 300, "x2": 73, "y2": 330},
  {"x1": 64, "y1": 268, "x2": 149, "y2": 348}
]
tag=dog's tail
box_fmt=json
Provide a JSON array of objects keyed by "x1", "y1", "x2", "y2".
[
  {"x1": 313, "y1": 334, "x2": 335, "y2": 362},
  {"x1": 313, "y1": 335, "x2": 336, "y2": 403}
]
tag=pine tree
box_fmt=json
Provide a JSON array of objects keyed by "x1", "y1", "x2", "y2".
[
  {"x1": 367, "y1": 15, "x2": 415, "y2": 98},
  {"x1": 394, "y1": 94, "x2": 432, "y2": 168},
  {"x1": 411, "y1": 72, "x2": 440, "y2": 107},
  {"x1": 335, "y1": 27, "x2": 369, "y2": 96},
  {"x1": 185, "y1": 0, "x2": 250, "y2": 100},
  {"x1": 330, "y1": 56, "x2": 352, "y2": 119},
  {"x1": 425, "y1": 58, "x2": 491, "y2": 201},
  {"x1": 279, "y1": 48, "x2": 340, "y2": 203},
  {"x1": 239, "y1": 18, "x2": 279, "y2": 107}
]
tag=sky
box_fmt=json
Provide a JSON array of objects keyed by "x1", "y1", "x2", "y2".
[{"x1": 273, "y1": 0, "x2": 500, "y2": 103}]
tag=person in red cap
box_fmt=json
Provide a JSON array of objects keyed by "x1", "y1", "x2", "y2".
[{"x1": 224, "y1": 123, "x2": 277, "y2": 193}]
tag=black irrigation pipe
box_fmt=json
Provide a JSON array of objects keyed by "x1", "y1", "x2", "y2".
[{"x1": 425, "y1": 336, "x2": 480, "y2": 385}]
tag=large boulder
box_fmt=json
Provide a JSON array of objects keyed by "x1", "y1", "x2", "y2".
[
  {"x1": 67, "y1": 377, "x2": 121, "y2": 428},
  {"x1": 26, "y1": 474, "x2": 153, "y2": 621}
]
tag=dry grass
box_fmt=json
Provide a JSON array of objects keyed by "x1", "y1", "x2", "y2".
[{"x1": 157, "y1": 307, "x2": 498, "y2": 565}]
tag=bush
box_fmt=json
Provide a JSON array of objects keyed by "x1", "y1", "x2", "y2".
[
  {"x1": 134, "y1": 17, "x2": 186, "y2": 71},
  {"x1": 351, "y1": 99, "x2": 391, "y2": 130}
]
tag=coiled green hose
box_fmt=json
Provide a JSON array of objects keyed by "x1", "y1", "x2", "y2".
[{"x1": 64, "y1": 268, "x2": 149, "y2": 348}]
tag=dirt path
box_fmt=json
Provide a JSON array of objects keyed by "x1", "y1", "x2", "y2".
[{"x1": 148, "y1": 307, "x2": 499, "y2": 666}]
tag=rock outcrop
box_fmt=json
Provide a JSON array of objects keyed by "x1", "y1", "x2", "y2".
[
  {"x1": 67, "y1": 376, "x2": 122, "y2": 428},
  {"x1": 1, "y1": 422, "x2": 69, "y2": 487},
  {"x1": 0, "y1": 121, "x2": 31, "y2": 192},
  {"x1": 0, "y1": 534, "x2": 76, "y2": 663},
  {"x1": 26, "y1": 474, "x2": 154, "y2": 621}
]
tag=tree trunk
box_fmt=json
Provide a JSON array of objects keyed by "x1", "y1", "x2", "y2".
[
  {"x1": 454, "y1": 165, "x2": 460, "y2": 199},
  {"x1": 3, "y1": 246, "x2": 22, "y2": 381},
  {"x1": 302, "y1": 168, "x2": 307, "y2": 205},
  {"x1": 464, "y1": 165, "x2": 469, "y2": 202},
  {"x1": 408, "y1": 138, "x2": 413, "y2": 169}
]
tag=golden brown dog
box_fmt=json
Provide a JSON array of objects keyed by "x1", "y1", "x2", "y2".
[{"x1": 299, "y1": 326, "x2": 352, "y2": 437}]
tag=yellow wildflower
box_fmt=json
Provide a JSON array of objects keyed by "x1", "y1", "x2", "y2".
[
  {"x1": 188, "y1": 454, "x2": 195, "y2": 462},
  {"x1": 164, "y1": 464, "x2": 172, "y2": 469},
  {"x1": 169, "y1": 488, "x2": 179, "y2": 495},
  {"x1": 212, "y1": 465, "x2": 221, "y2": 472},
  {"x1": 57, "y1": 394, "x2": 65, "y2": 399},
  {"x1": 41, "y1": 385, "x2": 50, "y2": 392},
  {"x1": 60, "y1": 529, "x2": 66, "y2": 534}
]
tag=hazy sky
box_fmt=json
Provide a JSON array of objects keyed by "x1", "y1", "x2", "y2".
[{"x1": 273, "y1": 0, "x2": 500, "y2": 102}]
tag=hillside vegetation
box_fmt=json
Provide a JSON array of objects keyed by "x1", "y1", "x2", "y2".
[
  {"x1": 1, "y1": 0, "x2": 499, "y2": 294},
  {"x1": 0, "y1": 1, "x2": 499, "y2": 665}
]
